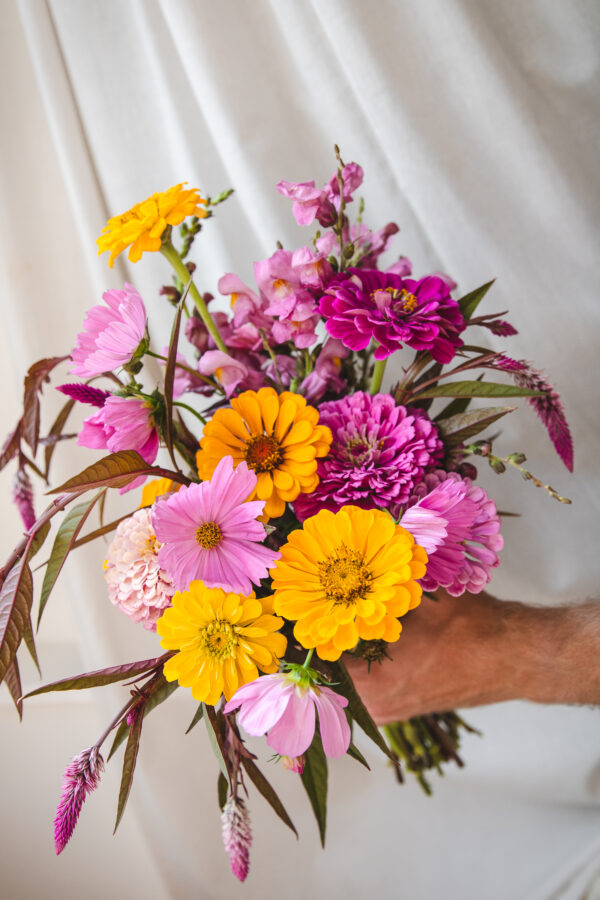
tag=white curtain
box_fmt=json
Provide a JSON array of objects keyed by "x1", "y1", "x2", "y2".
[{"x1": 1, "y1": 1, "x2": 599, "y2": 897}]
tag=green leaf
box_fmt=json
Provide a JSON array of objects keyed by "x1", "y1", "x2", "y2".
[
  {"x1": 437, "y1": 406, "x2": 516, "y2": 446},
  {"x1": 217, "y1": 772, "x2": 228, "y2": 811},
  {"x1": 241, "y1": 757, "x2": 298, "y2": 837},
  {"x1": 0, "y1": 560, "x2": 33, "y2": 684},
  {"x1": 44, "y1": 398, "x2": 75, "y2": 479},
  {"x1": 458, "y1": 280, "x2": 495, "y2": 320},
  {"x1": 23, "y1": 654, "x2": 167, "y2": 698},
  {"x1": 27, "y1": 521, "x2": 51, "y2": 561},
  {"x1": 107, "y1": 676, "x2": 178, "y2": 760},
  {"x1": 434, "y1": 396, "x2": 471, "y2": 420},
  {"x1": 49, "y1": 450, "x2": 152, "y2": 495},
  {"x1": 4, "y1": 657, "x2": 23, "y2": 720},
  {"x1": 300, "y1": 736, "x2": 328, "y2": 848},
  {"x1": 204, "y1": 705, "x2": 231, "y2": 781},
  {"x1": 332, "y1": 660, "x2": 395, "y2": 762},
  {"x1": 185, "y1": 703, "x2": 205, "y2": 734},
  {"x1": 38, "y1": 493, "x2": 102, "y2": 627},
  {"x1": 114, "y1": 707, "x2": 144, "y2": 832},
  {"x1": 346, "y1": 742, "x2": 370, "y2": 770},
  {"x1": 411, "y1": 380, "x2": 544, "y2": 401}
]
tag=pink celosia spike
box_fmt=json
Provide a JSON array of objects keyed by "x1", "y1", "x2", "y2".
[
  {"x1": 221, "y1": 794, "x2": 252, "y2": 882},
  {"x1": 56, "y1": 383, "x2": 111, "y2": 407},
  {"x1": 513, "y1": 363, "x2": 574, "y2": 472},
  {"x1": 54, "y1": 746, "x2": 104, "y2": 855}
]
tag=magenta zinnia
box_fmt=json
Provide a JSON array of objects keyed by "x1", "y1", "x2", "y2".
[
  {"x1": 152, "y1": 455, "x2": 280, "y2": 594},
  {"x1": 319, "y1": 269, "x2": 465, "y2": 362},
  {"x1": 71, "y1": 283, "x2": 147, "y2": 377},
  {"x1": 294, "y1": 392, "x2": 442, "y2": 520}
]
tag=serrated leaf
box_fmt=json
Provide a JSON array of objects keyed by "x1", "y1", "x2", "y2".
[
  {"x1": 0, "y1": 560, "x2": 33, "y2": 684},
  {"x1": 23, "y1": 655, "x2": 167, "y2": 698},
  {"x1": 0, "y1": 420, "x2": 22, "y2": 472},
  {"x1": 332, "y1": 661, "x2": 395, "y2": 762},
  {"x1": 4, "y1": 657, "x2": 23, "y2": 720},
  {"x1": 38, "y1": 493, "x2": 102, "y2": 627},
  {"x1": 411, "y1": 380, "x2": 544, "y2": 401},
  {"x1": 107, "y1": 676, "x2": 178, "y2": 760},
  {"x1": 49, "y1": 450, "x2": 153, "y2": 495},
  {"x1": 44, "y1": 398, "x2": 75, "y2": 479},
  {"x1": 217, "y1": 772, "x2": 228, "y2": 811},
  {"x1": 241, "y1": 757, "x2": 298, "y2": 837},
  {"x1": 458, "y1": 280, "x2": 495, "y2": 320},
  {"x1": 300, "y1": 736, "x2": 328, "y2": 848},
  {"x1": 438, "y1": 406, "x2": 516, "y2": 446},
  {"x1": 185, "y1": 703, "x2": 205, "y2": 734},
  {"x1": 346, "y1": 742, "x2": 370, "y2": 770},
  {"x1": 204, "y1": 705, "x2": 231, "y2": 781},
  {"x1": 23, "y1": 357, "x2": 68, "y2": 456},
  {"x1": 114, "y1": 707, "x2": 144, "y2": 832}
]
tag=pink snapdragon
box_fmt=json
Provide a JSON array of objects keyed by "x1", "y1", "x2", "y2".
[
  {"x1": 301, "y1": 339, "x2": 349, "y2": 402},
  {"x1": 276, "y1": 161, "x2": 363, "y2": 227},
  {"x1": 198, "y1": 350, "x2": 248, "y2": 397},
  {"x1": 224, "y1": 672, "x2": 351, "y2": 759},
  {"x1": 71, "y1": 283, "x2": 147, "y2": 377}
]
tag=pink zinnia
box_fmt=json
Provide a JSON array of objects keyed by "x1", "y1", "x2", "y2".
[
  {"x1": 78, "y1": 395, "x2": 159, "y2": 465},
  {"x1": 54, "y1": 746, "x2": 104, "y2": 854},
  {"x1": 400, "y1": 471, "x2": 503, "y2": 596},
  {"x1": 224, "y1": 672, "x2": 351, "y2": 759},
  {"x1": 71, "y1": 283, "x2": 147, "y2": 377},
  {"x1": 319, "y1": 269, "x2": 465, "y2": 362},
  {"x1": 152, "y1": 456, "x2": 280, "y2": 594}
]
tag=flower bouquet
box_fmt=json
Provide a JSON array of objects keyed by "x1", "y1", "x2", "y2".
[{"x1": 0, "y1": 149, "x2": 572, "y2": 882}]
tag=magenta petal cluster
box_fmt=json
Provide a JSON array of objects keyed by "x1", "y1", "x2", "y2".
[
  {"x1": 152, "y1": 456, "x2": 280, "y2": 594},
  {"x1": 513, "y1": 363, "x2": 574, "y2": 471},
  {"x1": 224, "y1": 673, "x2": 351, "y2": 759},
  {"x1": 54, "y1": 746, "x2": 104, "y2": 855},
  {"x1": 71, "y1": 283, "x2": 147, "y2": 377},
  {"x1": 78, "y1": 395, "x2": 159, "y2": 465},
  {"x1": 400, "y1": 471, "x2": 503, "y2": 596},
  {"x1": 294, "y1": 392, "x2": 443, "y2": 520},
  {"x1": 320, "y1": 269, "x2": 465, "y2": 362}
]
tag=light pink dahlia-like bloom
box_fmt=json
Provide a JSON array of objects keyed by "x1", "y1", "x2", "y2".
[
  {"x1": 400, "y1": 471, "x2": 503, "y2": 596},
  {"x1": 54, "y1": 746, "x2": 104, "y2": 855},
  {"x1": 71, "y1": 283, "x2": 147, "y2": 377},
  {"x1": 152, "y1": 455, "x2": 280, "y2": 594},
  {"x1": 105, "y1": 507, "x2": 175, "y2": 630},
  {"x1": 221, "y1": 794, "x2": 252, "y2": 882},
  {"x1": 224, "y1": 673, "x2": 351, "y2": 759}
]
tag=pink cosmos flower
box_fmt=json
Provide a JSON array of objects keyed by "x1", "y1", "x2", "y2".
[
  {"x1": 71, "y1": 283, "x2": 147, "y2": 377},
  {"x1": 198, "y1": 350, "x2": 248, "y2": 398},
  {"x1": 400, "y1": 472, "x2": 503, "y2": 596},
  {"x1": 78, "y1": 395, "x2": 159, "y2": 465},
  {"x1": 152, "y1": 456, "x2": 280, "y2": 594},
  {"x1": 105, "y1": 508, "x2": 175, "y2": 630},
  {"x1": 224, "y1": 673, "x2": 351, "y2": 759}
]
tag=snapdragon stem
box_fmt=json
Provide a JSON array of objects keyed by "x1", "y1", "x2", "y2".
[
  {"x1": 369, "y1": 358, "x2": 387, "y2": 395},
  {"x1": 160, "y1": 242, "x2": 227, "y2": 354},
  {"x1": 172, "y1": 400, "x2": 207, "y2": 425}
]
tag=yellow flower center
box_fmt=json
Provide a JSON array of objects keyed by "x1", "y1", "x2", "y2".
[
  {"x1": 195, "y1": 522, "x2": 223, "y2": 548},
  {"x1": 372, "y1": 286, "x2": 418, "y2": 313},
  {"x1": 244, "y1": 435, "x2": 283, "y2": 473},
  {"x1": 199, "y1": 620, "x2": 237, "y2": 659},
  {"x1": 145, "y1": 533, "x2": 158, "y2": 553},
  {"x1": 318, "y1": 545, "x2": 373, "y2": 606}
]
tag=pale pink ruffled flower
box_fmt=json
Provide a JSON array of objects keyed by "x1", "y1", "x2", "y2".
[
  {"x1": 400, "y1": 472, "x2": 503, "y2": 596},
  {"x1": 104, "y1": 507, "x2": 175, "y2": 630},
  {"x1": 71, "y1": 283, "x2": 147, "y2": 377},
  {"x1": 198, "y1": 350, "x2": 248, "y2": 398},
  {"x1": 54, "y1": 746, "x2": 104, "y2": 855},
  {"x1": 152, "y1": 456, "x2": 280, "y2": 594},
  {"x1": 224, "y1": 673, "x2": 351, "y2": 759},
  {"x1": 221, "y1": 794, "x2": 252, "y2": 882}
]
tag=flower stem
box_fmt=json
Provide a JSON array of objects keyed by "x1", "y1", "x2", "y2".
[
  {"x1": 160, "y1": 242, "x2": 227, "y2": 353},
  {"x1": 369, "y1": 357, "x2": 387, "y2": 395},
  {"x1": 302, "y1": 649, "x2": 314, "y2": 669},
  {"x1": 173, "y1": 400, "x2": 207, "y2": 425}
]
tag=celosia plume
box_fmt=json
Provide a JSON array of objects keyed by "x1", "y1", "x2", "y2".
[
  {"x1": 513, "y1": 363, "x2": 574, "y2": 471},
  {"x1": 54, "y1": 746, "x2": 104, "y2": 855},
  {"x1": 221, "y1": 794, "x2": 252, "y2": 882},
  {"x1": 12, "y1": 466, "x2": 35, "y2": 529},
  {"x1": 57, "y1": 383, "x2": 112, "y2": 407}
]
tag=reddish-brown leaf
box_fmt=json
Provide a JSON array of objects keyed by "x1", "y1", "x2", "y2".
[
  {"x1": 0, "y1": 559, "x2": 34, "y2": 684},
  {"x1": 23, "y1": 655, "x2": 170, "y2": 697},
  {"x1": 23, "y1": 356, "x2": 69, "y2": 456},
  {"x1": 4, "y1": 657, "x2": 23, "y2": 720}
]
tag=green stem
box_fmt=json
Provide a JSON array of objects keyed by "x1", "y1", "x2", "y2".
[
  {"x1": 369, "y1": 357, "x2": 387, "y2": 395},
  {"x1": 302, "y1": 649, "x2": 314, "y2": 669},
  {"x1": 146, "y1": 349, "x2": 221, "y2": 390},
  {"x1": 160, "y1": 241, "x2": 227, "y2": 353},
  {"x1": 173, "y1": 400, "x2": 207, "y2": 425}
]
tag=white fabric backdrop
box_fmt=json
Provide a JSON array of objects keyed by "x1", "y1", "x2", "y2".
[{"x1": 1, "y1": 0, "x2": 599, "y2": 897}]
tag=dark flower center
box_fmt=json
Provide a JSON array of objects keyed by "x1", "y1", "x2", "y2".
[{"x1": 244, "y1": 435, "x2": 283, "y2": 472}]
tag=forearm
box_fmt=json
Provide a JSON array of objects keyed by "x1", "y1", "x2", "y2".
[{"x1": 345, "y1": 592, "x2": 600, "y2": 724}]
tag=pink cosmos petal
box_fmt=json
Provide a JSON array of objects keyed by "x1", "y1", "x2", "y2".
[
  {"x1": 71, "y1": 283, "x2": 146, "y2": 378},
  {"x1": 313, "y1": 688, "x2": 351, "y2": 758},
  {"x1": 228, "y1": 677, "x2": 296, "y2": 735},
  {"x1": 399, "y1": 505, "x2": 448, "y2": 554},
  {"x1": 266, "y1": 688, "x2": 316, "y2": 758}
]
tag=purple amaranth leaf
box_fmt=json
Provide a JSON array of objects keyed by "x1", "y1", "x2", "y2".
[
  {"x1": 513, "y1": 362, "x2": 574, "y2": 471},
  {"x1": 56, "y1": 383, "x2": 111, "y2": 407},
  {"x1": 54, "y1": 746, "x2": 104, "y2": 854},
  {"x1": 12, "y1": 467, "x2": 35, "y2": 529},
  {"x1": 221, "y1": 794, "x2": 252, "y2": 882}
]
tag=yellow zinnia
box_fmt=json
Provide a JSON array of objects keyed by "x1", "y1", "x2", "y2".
[
  {"x1": 139, "y1": 477, "x2": 179, "y2": 508},
  {"x1": 97, "y1": 183, "x2": 207, "y2": 268},
  {"x1": 196, "y1": 387, "x2": 332, "y2": 519},
  {"x1": 156, "y1": 583, "x2": 286, "y2": 705},
  {"x1": 270, "y1": 505, "x2": 428, "y2": 661}
]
